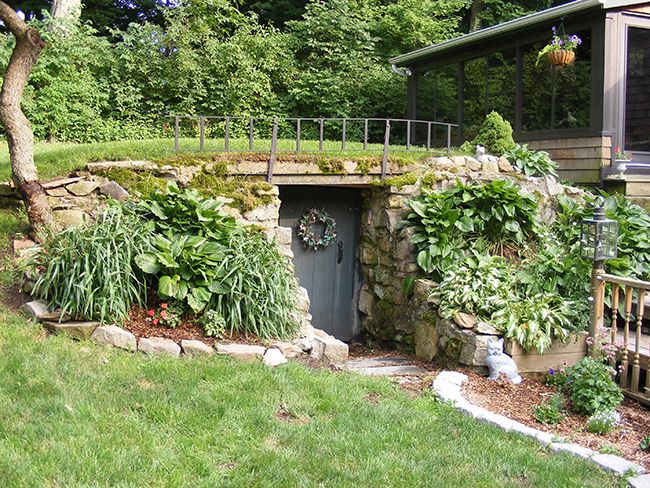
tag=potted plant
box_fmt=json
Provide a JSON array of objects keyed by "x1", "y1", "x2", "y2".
[
  {"x1": 613, "y1": 146, "x2": 630, "y2": 177},
  {"x1": 536, "y1": 27, "x2": 582, "y2": 67}
]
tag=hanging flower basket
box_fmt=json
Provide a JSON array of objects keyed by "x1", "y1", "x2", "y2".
[
  {"x1": 547, "y1": 49, "x2": 576, "y2": 66},
  {"x1": 297, "y1": 208, "x2": 338, "y2": 251}
]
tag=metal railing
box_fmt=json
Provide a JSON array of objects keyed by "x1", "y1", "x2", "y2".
[
  {"x1": 172, "y1": 115, "x2": 458, "y2": 181},
  {"x1": 592, "y1": 273, "x2": 650, "y2": 405}
]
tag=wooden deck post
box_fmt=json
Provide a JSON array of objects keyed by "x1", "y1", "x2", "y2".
[{"x1": 589, "y1": 264, "x2": 605, "y2": 357}]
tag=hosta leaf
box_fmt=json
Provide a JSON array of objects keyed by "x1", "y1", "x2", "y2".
[{"x1": 135, "y1": 253, "x2": 161, "y2": 274}]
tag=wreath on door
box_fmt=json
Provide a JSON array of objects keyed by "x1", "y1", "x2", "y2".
[{"x1": 297, "y1": 208, "x2": 338, "y2": 251}]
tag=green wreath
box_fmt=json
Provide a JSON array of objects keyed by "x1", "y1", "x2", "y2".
[{"x1": 297, "y1": 208, "x2": 338, "y2": 251}]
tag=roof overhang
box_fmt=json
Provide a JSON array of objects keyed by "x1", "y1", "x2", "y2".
[{"x1": 390, "y1": 0, "x2": 648, "y2": 67}]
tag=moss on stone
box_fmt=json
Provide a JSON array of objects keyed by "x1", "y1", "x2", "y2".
[
  {"x1": 315, "y1": 158, "x2": 346, "y2": 174},
  {"x1": 155, "y1": 153, "x2": 217, "y2": 167},
  {"x1": 98, "y1": 168, "x2": 167, "y2": 199},
  {"x1": 356, "y1": 158, "x2": 375, "y2": 175},
  {"x1": 372, "y1": 172, "x2": 418, "y2": 189},
  {"x1": 190, "y1": 169, "x2": 274, "y2": 213}
]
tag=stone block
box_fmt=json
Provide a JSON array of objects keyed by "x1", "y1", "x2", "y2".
[
  {"x1": 91, "y1": 325, "x2": 137, "y2": 352},
  {"x1": 293, "y1": 337, "x2": 313, "y2": 352},
  {"x1": 296, "y1": 287, "x2": 310, "y2": 313},
  {"x1": 453, "y1": 312, "x2": 477, "y2": 329},
  {"x1": 243, "y1": 203, "x2": 279, "y2": 223},
  {"x1": 273, "y1": 341, "x2": 304, "y2": 359},
  {"x1": 21, "y1": 300, "x2": 70, "y2": 322},
  {"x1": 66, "y1": 180, "x2": 100, "y2": 196},
  {"x1": 549, "y1": 443, "x2": 597, "y2": 460},
  {"x1": 310, "y1": 333, "x2": 348, "y2": 365},
  {"x1": 590, "y1": 454, "x2": 645, "y2": 476},
  {"x1": 45, "y1": 187, "x2": 70, "y2": 197},
  {"x1": 263, "y1": 347, "x2": 288, "y2": 367},
  {"x1": 464, "y1": 157, "x2": 481, "y2": 171},
  {"x1": 413, "y1": 279, "x2": 437, "y2": 302},
  {"x1": 450, "y1": 156, "x2": 466, "y2": 167},
  {"x1": 42, "y1": 177, "x2": 83, "y2": 189},
  {"x1": 43, "y1": 320, "x2": 99, "y2": 341},
  {"x1": 475, "y1": 321, "x2": 499, "y2": 335},
  {"x1": 414, "y1": 318, "x2": 438, "y2": 361},
  {"x1": 383, "y1": 209, "x2": 405, "y2": 233},
  {"x1": 139, "y1": 337, "x2": 181, "y2": 357},
  {"x1": 53, "y1": 209, "x2": 87, "y2": 228},
  {"x1": 99, "y1": 181, "x2": 129, "y2": 201},
  {"x1": 87, "y1": 160, "x2": 157, "y2": 173},
  {"x1": 358, "y1": 288, "x2": 375, "y2": 316},
  {"x1": 481, "y1": 161, "x2": 500, "y2": 173},
  {"x1": 216, "y1": 343, "x2": 265, "y2": 360},
  {"x1": 629, "y1": 474, "x2": 650, "y2": 488},
  {"x1": 459, "y1": 333, "x2": 498, "y2": 367},
  {"x1": 180, "y1": 339, "x2": 214, "y2": 356},
  {"x1": 498, "y1": 156, "x2": 514, "y2": 172},
  {"x1": 394, "y1": 238, "x2": 414, "y2": 262}
]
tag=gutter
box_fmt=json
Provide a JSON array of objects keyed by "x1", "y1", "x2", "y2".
[{"x1": 389, "y1": 0, "x2": 606, "y2": 67}]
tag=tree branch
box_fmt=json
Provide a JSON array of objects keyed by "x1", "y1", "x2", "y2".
[{"x1": 0, "y1": 1, "x2": 28, "y2": 37}]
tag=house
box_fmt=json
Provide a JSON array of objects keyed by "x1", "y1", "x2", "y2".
[{"x1": 389, "y1": 0, "x2": 650, "y2": 206}]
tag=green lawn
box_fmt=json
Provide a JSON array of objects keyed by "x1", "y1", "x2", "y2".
[
  {"x1": 0, "y1": 138, "x2": 451, "y2": 182},
  {"x1": 0, "y1": 208, "x2": 623, "y2": 487}
]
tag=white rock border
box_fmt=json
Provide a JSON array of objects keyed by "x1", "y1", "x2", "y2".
[{"x1": 432, "y1": 371, "x2": 647, "y2": 483}]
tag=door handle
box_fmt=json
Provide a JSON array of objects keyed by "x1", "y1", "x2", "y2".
[{"x1": 337, "y1": 241, "x2": 343, "y2": 264}]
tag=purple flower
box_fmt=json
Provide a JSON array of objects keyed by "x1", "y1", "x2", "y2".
[{"x1": 548, "y1": 368, "x2": 555, "y2": 375}]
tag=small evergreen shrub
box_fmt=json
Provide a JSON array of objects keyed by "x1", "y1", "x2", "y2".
[{"x1": 471, "y1": 111, "x2": 516, "y2": 156}]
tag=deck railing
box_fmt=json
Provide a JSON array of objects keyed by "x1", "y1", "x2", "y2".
[
  {"x1": 172, "y1": 115, "x2": 458, "y2": 181},
  {"x1": 593, "y1": 273, "x2": 649, "y2": 405}
]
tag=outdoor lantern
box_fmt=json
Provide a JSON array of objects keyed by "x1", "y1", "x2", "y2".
[{"x1": 579, "y1": 200, "x2": 618, "y2": 262}]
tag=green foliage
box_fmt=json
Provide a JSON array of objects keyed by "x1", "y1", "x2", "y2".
[
  {"x1": 134, "y1": 183, "x2": 299, "y2": 339},
  {"x1": 599, "y1": 445, "x2": 623, "y2": 456},
  {"x1": 586, "y1": 410, "x2": 618, "y2": 435},
  {"x1": 200, "y1": 309, "x2": 228, "y2": 338},
  {"x1": 470, "y1": 111, "x2": 516, "y2": 156},
  {"x1": 189, "y1": 170, "x2": 275, "y2": 213},
  {"x1": 407, "y1": 179, "x2": 538, "y2": 277},
  {"x1": 641, "y1": 437, "x2": 650, "y2": 451},
  {"x1": 434, "y1": 254, "x2": 512, "y2": 319},
  {"x1": 98, "y1": 168, "x2": 168, "y2": 199},
  {"x1": 564, "y1": 357, "x2": 623, "y2": 416},
  {"x1": 148, "y1": 302, "x2": 184, "y2": 329},
  {"x1": 534, "y1": 393, "x2": 565, "y2": 425},
  {"x1": 30, "y1": 206, "x2": 154, "y2": 323},
  {"x1": 503, "y1": 144, "x2": 558, "y2": 177}
]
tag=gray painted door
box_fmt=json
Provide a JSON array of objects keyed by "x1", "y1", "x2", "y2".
[{"x1": 279, "y1": 186, "x2": 361, "y2": 341}]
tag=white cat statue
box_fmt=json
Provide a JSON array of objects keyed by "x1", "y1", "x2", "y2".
[{"x1": 485, "y1": 338, "x2": 522, "y2": 385}]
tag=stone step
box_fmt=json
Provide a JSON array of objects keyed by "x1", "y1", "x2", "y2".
[
  {"x1": 345, "y1": 356, "x2": 414, "y2": 369},
  {"x1": 350, "y1": 364, "x2": 429, "y2": 377}
]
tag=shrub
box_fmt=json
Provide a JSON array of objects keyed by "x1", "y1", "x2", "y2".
[
  {"x1": 503, "y1": 144, "x2": 558, "y2": 177},
  {"x1": 534, "y1": 393, "x2": 565, "y2": 424},
  {"x1": 30, "y1": 206, "x2": 154, "y2": 323},
  {"x1": 641, "y1": 437, "x2": 650, "y2": 451},
  {"x1": 470, "y1": 111, "x2": 516, "y2": 156},
  {"x1": 564, "y1": 357, "x2": 623, "y2": 416}
]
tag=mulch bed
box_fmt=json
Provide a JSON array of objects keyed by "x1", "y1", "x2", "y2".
[{"x1": 461, "y1": 369, "x2": 650, "y2": 470}]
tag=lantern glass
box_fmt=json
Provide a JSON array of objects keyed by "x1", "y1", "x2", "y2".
[{"x1": 579, "y1": 217, "x2": 618, "y2": 261}]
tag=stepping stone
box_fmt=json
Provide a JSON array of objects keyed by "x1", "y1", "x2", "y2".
[
  {"x1": 42, "y1": 177, "x2": 83, "y2": 189},
  {"x1": 42, "y1": 321, "x2": 99, "y2": 341},
  {"x1": 345, "y1": 356, "x2": 413, "y2": 369},
  {"x1": 629, "y1": 474, "x2": 650, "y2": 488},
  {"x1": 21, "y1": 300, "x2": 70, "y2": 322},
  {"x1": 139, "y1": 337, "x2": 181, "y2": 357},
  {"x1": 352, "y1": 365, "x2": 429, "y2": 377},
  {"x1": 91, "y1": 325, "x2": 137, "y2": 352},
  {"x1": 66, "y1": 180, "x2": 100, "y2": 196},
  {"x1": 180, "y1": 339, "x2": 214, "y2": 356},
  {"x1": 216, "y1": 343, "x2": 265, "y2": 361},
  {"x1": 99, "y1": 181, "x2": 129, "y2": 201}
]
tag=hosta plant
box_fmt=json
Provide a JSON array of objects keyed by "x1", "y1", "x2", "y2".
[{"x1": 503, "y1": 144, "x2": 558, "y2": 177}]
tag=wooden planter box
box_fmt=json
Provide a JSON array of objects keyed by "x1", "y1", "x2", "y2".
[{"x1": 504, "y1": 332, "x2": 588, "y2": 379}]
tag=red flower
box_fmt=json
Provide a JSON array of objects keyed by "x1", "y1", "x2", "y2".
[
  {"x1": 152, "y1": 318, "x2": 159, "y2": 326},
  {"x1": 160, "y1": 310, "x2": 168, "y2": 320},
  {"x1": 147, "y1": 309, "x2": 155, "y2": 317},
  {"x1": 160, "y1": 303, "x2": 168, "y2": 309},
  {"x1": 615, "y1": 146, "x2": 620, "y2": 152}
]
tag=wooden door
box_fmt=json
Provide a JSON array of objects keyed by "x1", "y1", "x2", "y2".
[{"x1": 279, "y1": 186, "x2": 361, "y2": 341}]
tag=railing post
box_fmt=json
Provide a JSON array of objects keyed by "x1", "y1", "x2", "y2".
[
  {"x1": 631, "y1": 289, "x2": 645, "y2": 392},
  {"x1": 341, "y1": 118, "x2": 346, "y2": 151},
  {"x1": 296, "y1": 119, "x2": 301, "y2": 152},
  {"x1": 427, "y1": 122, "x2": 431, "y2": 151},
  {"x1": 447, "y1": 124, "x2": 451, "y2": 156},
  {"x1": 224, "y1": 116, "x2": 230, "y2": 151},
  {"x1": 174, "y1": 116, "x2": 179, "y2": 151},
  {"x1": 363, "y1": 119, "x2": 368, "y2": 150},
  {"x1": 381, "y1": 119, "x2": 391, "y2": 180},
  {"x1": 406, "y1": 120, "x2": 411, "y2": 150},
  {"x1": 199, "y1": 116, "x2": 205, "y2": 152},
  {"x1": 621, "y1": 286, "x2": 633, "y2": 389},
  {"x1": 268, "y1": 118, "x2": 278, "y2": 183},
  {"x1": 319, "y1": 118, "x2": 324, "y2": 152},
  {"x1": 589, "y1": 264, "x2": 605, "y2": 357},
  {"x1": 609, "y1": 284, "x2": 619, "y2": 369},
  {"x1": 249, "y1": 117, "x2": 254, "y2": 151}
]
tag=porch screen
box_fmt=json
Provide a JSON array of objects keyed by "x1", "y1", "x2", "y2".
[{"x1": 625, "y1": 27, "x2": 650, "y2": 152}]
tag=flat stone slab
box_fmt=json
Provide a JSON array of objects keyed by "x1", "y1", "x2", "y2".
[
  {"x1": 99, "y1": 181, "x2": 129, "y2": 201},
  {"x1": 91, "y1": 325, "x2": 137, "y2": 352},
  {"x1": 42, "y1": 320, "x2": 99, "y2": 340},
  {"x1": 310, "y1": 334, "x2": 348, "y2": 365},
  {"x1": 139, "y1": 337, "x2": 181, "y2": 357},
  {"x1": 21, "y1": 300, "x2": 70, "y2": 322},
  {"x1": 352, "y1": 365, "x2": 429, "y2": 377},
  {"x1": 180, "y1": 339, "x2": 214, "y2": 356},
  {"x1": 87, "y1": 160, "x2": 158, "y2": 173},
  {"x1": 42, "y1": 177, "x2": 83, "y2": 189},
  {"x1": 629, "y1": 474, "x2": 650, "y2": 488},
  {"x1": 591, "y1": 453, "x2": 645, "y2": 476},
  {"x1": 66, "y1": 180, "x2": 100, "y2": 196},
  {"x1": 53, "y1": 209, "x2": 87, "y2": 227},
  {"x1": 216, "y1": 343, "x2": 265, "y2": 360},
  {"x1": 550, "y1": 442, "x2": 597, "y2": 460},
  {"x1": 345, "y1": 356, "x2": 413, "y2": 369}
]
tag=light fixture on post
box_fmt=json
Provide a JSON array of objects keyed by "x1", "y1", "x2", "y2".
[{"x1": 580, "y1": 197, "x2": 618, "y2": 356}]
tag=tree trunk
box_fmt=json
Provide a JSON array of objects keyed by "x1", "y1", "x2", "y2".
[
  {"x1": 0, "y1": 2, "x2": 53, "y2": 238},
  {"x1": 50, "y1": 0, "x2": 82, "y2": 22},
  {"x1": 469, "y1": 0, "x2": 483, "y2": 32}
]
